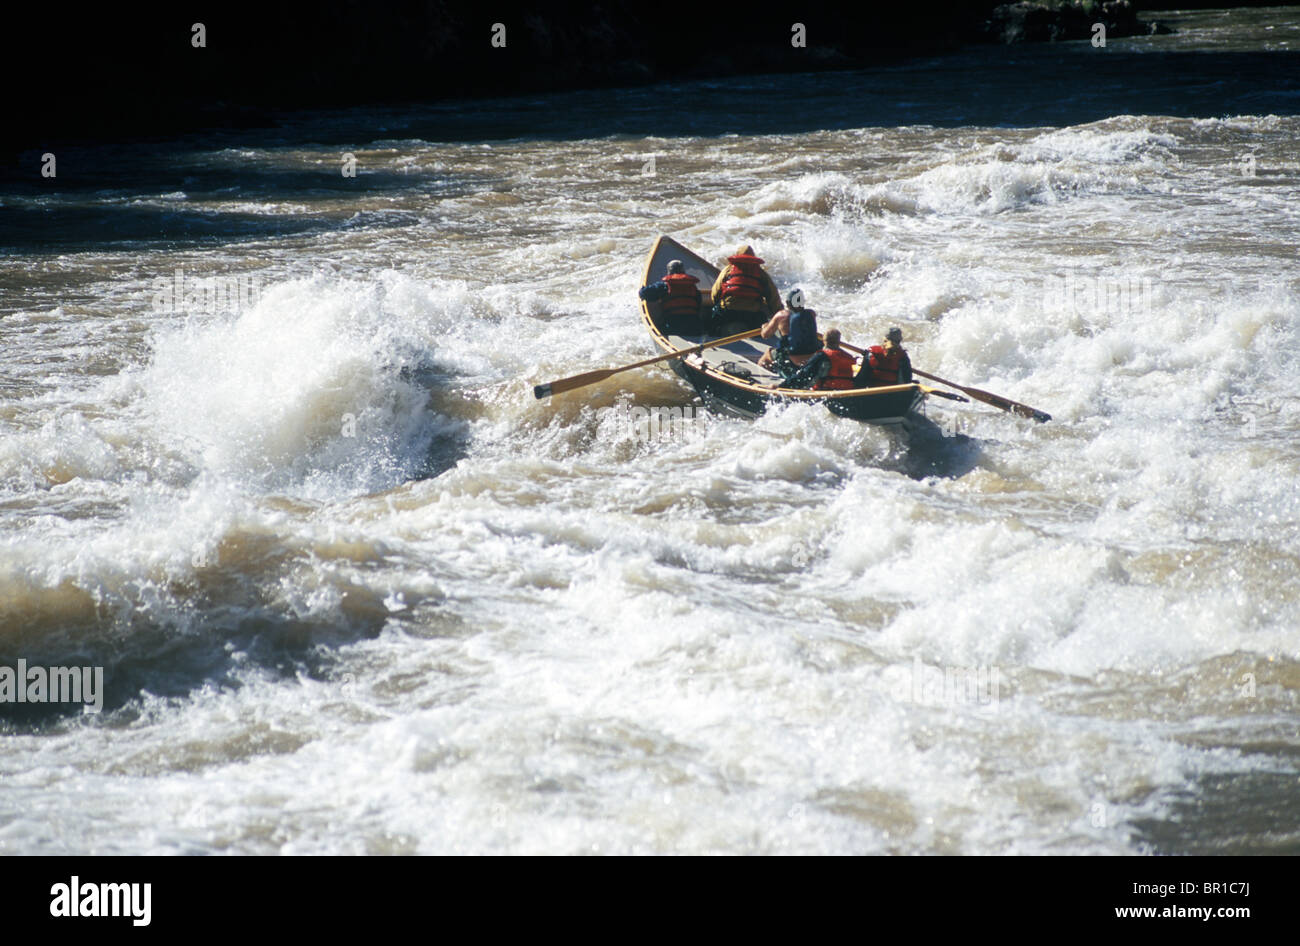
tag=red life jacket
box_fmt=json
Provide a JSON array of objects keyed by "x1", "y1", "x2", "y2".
[
  {"x1": 814, "y1": 348, "x2": 857, "y2": 390},
  {"x1": 662, "y1": 273, "x2": 699, "y2": 319},
  {"x1": 720, "y1": 255, "x2": 767, "y2": 308},
  {"x1": 866, "y1": 345, "x2": 905, "y2": 385}
]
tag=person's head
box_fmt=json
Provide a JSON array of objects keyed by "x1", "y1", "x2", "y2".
[
  {"x1": 786, "y1": 288, "x2": 806, "y2": 311},
  {"x1": 728, "y1": 244, "x2": 764, "y2": 265},
  {"x1": 666, "y1": 260, "x2": 685, "y2": 275},
  {"x1": 824, "y1": 328, "x2": 842, "y2": 349},
  {"x1": 885, "y1": 326, "x2": 903, "y2": 347}
]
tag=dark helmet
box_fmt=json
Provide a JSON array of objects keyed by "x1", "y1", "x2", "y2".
[
  {"x1": 786, "y1": 288, "x2": 806, "y2": 310},
  {"x1": 886, "y1": 327, "x2": 903, "y2": 343},
  {"x1": 666, "y1": 259, "x2": 685, "y2": 275}
]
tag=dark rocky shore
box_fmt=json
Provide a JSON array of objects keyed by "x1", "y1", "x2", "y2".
[
  {"x1": 2, "y1": 1, "x2": 1278, "y2": 151},
  {"x1": 979, "y1": 1, "x2": 1169, "y2": 44}
]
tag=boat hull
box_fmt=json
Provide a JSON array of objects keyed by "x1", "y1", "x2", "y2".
[{"x1": 640, "y1": 235, "x2": 925, "y2": 427}]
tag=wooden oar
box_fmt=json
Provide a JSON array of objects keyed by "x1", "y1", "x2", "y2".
[
  {"x1": 533, "y1": 328, "x2": 761, "y2": 400},
  {"x1": 842, "y1": 341, "x2": 1051, "y2": 422}
]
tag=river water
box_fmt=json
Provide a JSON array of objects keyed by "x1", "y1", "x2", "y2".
[{"x1": 2, "y1": 7, "x2": 1298, "y2": 854}]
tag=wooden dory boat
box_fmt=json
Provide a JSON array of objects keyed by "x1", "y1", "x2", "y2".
[{"x1": 639, "y1": 236, "x2": 926, "y2": 427}]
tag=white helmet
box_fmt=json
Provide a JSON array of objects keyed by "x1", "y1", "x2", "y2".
[{"x1": 786, "y1": 289, "x2": 805, "y2": 310}]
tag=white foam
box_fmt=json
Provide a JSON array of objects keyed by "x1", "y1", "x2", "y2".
[{"x1": 3, "y1": 107, "x2": 1299, "y2": 856}]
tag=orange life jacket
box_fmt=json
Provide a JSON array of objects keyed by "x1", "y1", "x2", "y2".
[
  {"x1": 866, "y1": 345, "x2": 905, "y2": 385},
  {"x1": 720, "y1": 255, "x2": 767, "y2": 308},
  {"x1": 662, "y1": 273, "x2": 699, "y2": 319},
  {"x1": 814, "y1": 348, "x2": 857, "y2": 390}
]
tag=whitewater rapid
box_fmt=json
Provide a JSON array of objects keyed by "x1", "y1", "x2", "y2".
[{"x1": 2, "y1": 13, "x2": 1299, "y2": 853}]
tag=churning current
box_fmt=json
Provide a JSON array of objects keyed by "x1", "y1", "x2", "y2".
[{"x1": 1, "y1": 7, "x2": 1298, "y2": 853}]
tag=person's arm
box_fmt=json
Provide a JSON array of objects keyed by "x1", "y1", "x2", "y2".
[
  {"x1": 784, "y1": 352, "x2": 829, "y2": 388},
  {"x1": 762, "y1": 271, "x2": 781, "y2": 311},
  {"x1": 897, "y1": 351, "x2": 913, "y2": 384},
  {"x1": 853, "y1": 352, "x2": 876, "y2": 388},
  {"x1": 711, "y1": 268, "x2": 730, "y2": 304},
  {"x1": 759, "y1": 311, "x2": 786, "y2": 339},
  {"x1": 638, "y1": 280, "x2": 668, "y2": 301}
]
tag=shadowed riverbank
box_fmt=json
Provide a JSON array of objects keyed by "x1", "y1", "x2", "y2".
[
  {"x1": 6, "y1": 38, "x2": 1298, "y2": 251},
  {"x1": 4, "y1": 0, "x2": 1205, "y2": 153}
]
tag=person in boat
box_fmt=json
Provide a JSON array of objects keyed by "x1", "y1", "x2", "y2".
[
  {"x1": 709, "y1": 244, "x2": 781, "y2": 332},
  {"x1": 855, "y1": 327, "x2": 913, "y2": 387},
  {"x1": 775, "y1": 328, "x2": 858, "y2": 390},
  {"x1": 757, "y1": 288, "x2": 820, "y2": 373},
  {"x1": 638, "y1": 259, "x2": 702, "y2": 334}
]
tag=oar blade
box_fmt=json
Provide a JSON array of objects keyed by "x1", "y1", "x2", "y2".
[
  {"x1": 534, "y1": 368, "x2": 614, "y2": 399},
  {"x1": 911, "y1": 367, "x2": 1050, "y2": 423},
  {"x1": 967, "y1": 388, "x2": 1050, "y2": 423},
  {"x1": 532, "y1": 328, "x2": 761, "y2": 401},
  {"x1": 838, "y1": 339, "x2": 1050, "y2": 421}
]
